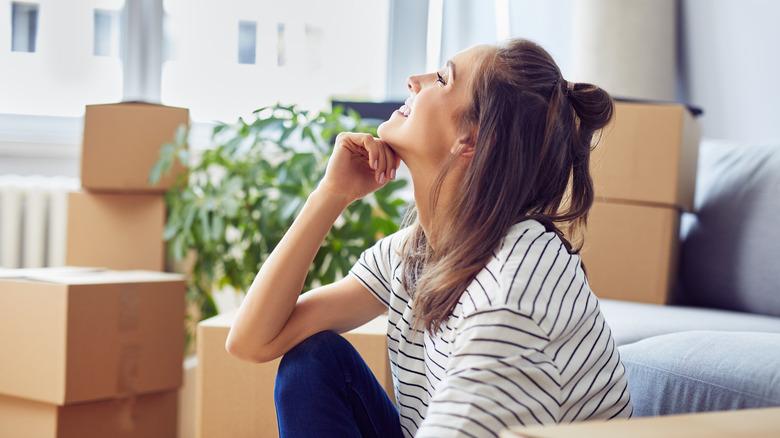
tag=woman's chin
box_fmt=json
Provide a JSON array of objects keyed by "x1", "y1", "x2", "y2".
[{"x1": 377, "y1": 118, "x2": 396, "y2": 140}]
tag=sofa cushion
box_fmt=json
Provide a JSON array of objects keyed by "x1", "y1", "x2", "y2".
[
  {"x1": 599, "y1": 298, "x2": 780, "y2": 346},
  {"x1": 678, "y1": 139, "x2": 780, "y2": 316},
  {"x1": 619, "y1": 331, "x2": 780, "y2": 417}
]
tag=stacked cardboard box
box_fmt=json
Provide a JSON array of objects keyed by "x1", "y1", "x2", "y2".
[
  {"x1": 196, "y1": 310, "x2": 393, "y2": 438},
  {"x1": 581, "y1": 101, "x2": 701, "y2": 304},
  {"x1": 0, "y1": 268, "x2": 186, "y2": 437},
  {"x1": 66, "y1": 102, "x2": 189, "y2": 271}
]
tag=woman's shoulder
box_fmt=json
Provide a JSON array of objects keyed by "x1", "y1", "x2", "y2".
[
  {"x1": 359, "y1": 224, "x2": 413, "y2": 266},
  {"x1": 376, "y1": 224, "x2": 413, "y2": 251},
  {"x1": 490, "y1": 219, "x2": 585, "y2": 305},
  {"x1": 495, "y1": 219, "x2": 556, "y2": 261}
]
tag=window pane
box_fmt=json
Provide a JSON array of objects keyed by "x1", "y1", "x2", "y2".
[
  {"x1": 161, "y1": 0, "x2": 390, "y2": 123},
  {"x1": 11, "y1": 2, "x2": 39, "y2": 53},
  {"x1": 276, "y1": 22, "x2": 285, "y2": 67},
  {"x1": 94, "y1": 9, "x2": 120, "y2": 57},
  {"x1": 238, "y1": 20, "x2": 256, "y2": 64},
  {"x1": 1, "y1": 0, "x2": 125, "y2": 117}
]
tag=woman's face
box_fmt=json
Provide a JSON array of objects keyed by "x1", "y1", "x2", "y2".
[{"x1": 378, "y1": 45, "x2": 489, "y2": 169}]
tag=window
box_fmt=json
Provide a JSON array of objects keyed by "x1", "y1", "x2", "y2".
[
  {"x1": 1, "y1": 0, "x2": 125, "y2": 117},
  {"x1": 237, "y1": 21, "x2": 256, "y2": 64},
  {"x1": 161, "y1": 0, "x2": 390, "y2": 123},
  {"x1": 1, "y1": 0, "x2": 396, "y2": 123},
  {"x1": 94, "y1": 9, "x2": 120, "y2": 57},
  {"x1": 305, "y1": 24, "x2": 323, "y2": 71},
  {"x1": 11, "y1": 2, "x2": 39, "y2": 53}
]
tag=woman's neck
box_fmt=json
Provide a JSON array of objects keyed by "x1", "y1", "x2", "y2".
[{"x1": 409, "y1": 158, "x2": 468, "y2": 249}]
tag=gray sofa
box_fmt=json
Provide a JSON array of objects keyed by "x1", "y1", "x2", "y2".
[{"x1": 597, "y1": 139, "x2": 780, "y2": 417}]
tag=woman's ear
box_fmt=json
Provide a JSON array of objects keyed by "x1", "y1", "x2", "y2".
[{"x1": 451, "y1": 126, "x2": 478, "y2": 158}]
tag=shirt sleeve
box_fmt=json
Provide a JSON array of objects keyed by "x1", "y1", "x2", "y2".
[
  {"x1": 415, "y1": 306, "x2": 561, "y2": 438},
  {"x1": 348, "y1": 231, "x2": 401, "y2": 309}
]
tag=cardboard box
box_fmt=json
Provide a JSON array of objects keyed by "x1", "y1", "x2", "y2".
[
  {"x1": 81, "y1": 102, "x2": 189, "y2": 192},
  {"x1": 500, "y1": 406, "x2": 780, "y2": 438},
  {"x1": 580, "y1": 200, "x2": 680, "y2": 304},
  {"x1": 178, "y1": 356, "x2": 198, "y2": 438},
  {"x1": 66, "y1": 191, "x2": 165, "y2": 271},
  {"x1": 0, "y1": 268, "x2": 185, "y2": 405},
  {"x1": 196, "y1": 310, "x2": 393, "y2": 438},
  {"x1": 0, "y1": 390, "x2": 178, "y2": 438},
  {"x1": 591, "y1": 101, "x2": 701, "y2": 211}
]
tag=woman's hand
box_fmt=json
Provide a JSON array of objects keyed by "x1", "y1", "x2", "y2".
[
  {"x1": 226, "y1": 132, "x2": 396, "y2": 364},
  {"x1": 317, "y1": 132, "x2": 400, "y2": 203}
]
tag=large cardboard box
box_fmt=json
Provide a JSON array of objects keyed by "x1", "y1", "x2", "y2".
[
  {"x1": 66, "y1": 191, "x2": 165, "y2": 271},
  {"x1": 0, "y1": 390, "x2": 178, "y2": 438},
  {"x1": 500, "y1": 406, "x2": 780, "y2": 438},
  {"x1": 580, "y1": 200, "x2": 680, "y2": 304},
  {"x1": 196, "y1": 311, "x2": 393, "y2": 438},
  {"x1": 81, "y1": 102, "x2": 189, "y2": 192},
  {"x1": 591, "y1": 101, "x2": 701, "y2": 211},
  {"x1": 0, "y1": 268, "x2": 185, "y2": 405}
]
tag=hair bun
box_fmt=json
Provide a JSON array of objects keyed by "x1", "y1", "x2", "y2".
[{"x1": 568, "y1": 82, "x2": 614, "y2": 133}]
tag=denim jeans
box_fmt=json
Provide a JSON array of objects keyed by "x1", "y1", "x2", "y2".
[{"x1": 274, "y1": 331, "x2": 404, "y2": 438}]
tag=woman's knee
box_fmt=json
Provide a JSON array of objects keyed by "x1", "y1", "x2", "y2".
[
  {"x1": 274, "y1": 331, "x2": 348, "y2": 401},
  {"x1": 278, "y1": 331, "x2": 346, "y2": 371}
]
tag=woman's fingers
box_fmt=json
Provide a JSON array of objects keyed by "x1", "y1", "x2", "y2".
[
  {"x1": 367, "y1": 136, "x2": 387, "y2": 183},
  {"x1": 344, "y1": 133, "x2": 398, "y2": 184}
]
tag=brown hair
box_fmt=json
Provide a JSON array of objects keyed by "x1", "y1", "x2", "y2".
[{"x1": 402, "y1": 38, "x2": 614, "y2": 334}]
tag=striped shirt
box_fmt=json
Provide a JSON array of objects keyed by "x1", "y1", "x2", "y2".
[{"x1": 349, "y1": 219, "x2": 633, "y2": 437}]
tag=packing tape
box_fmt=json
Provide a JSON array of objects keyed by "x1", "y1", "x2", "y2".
[
  {"x1": 116, "y1": 285, "x2": 142, "y2": 432},
  {"x1": 117, "y1": 343, "x2": 140, "y2": 395},
  {"x1": 116, "y1": 394, "x2": 139, "y2": 432},
  {"x1": 118, "y1": 283, "x2": 140, "y2": 331}
]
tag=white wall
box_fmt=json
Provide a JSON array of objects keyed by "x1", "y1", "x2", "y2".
[
  {"x1": 437, "y1": 0, "x2": 575, "y2": 77},
  {"x1": 678, "y1": 0, "x2": 780, "y2": 142},
  {"x1": 508, "y1": 0, "x2": 574, "y2": 78},
  {"x1": 436, "y1": 0, "x2": 780, "y2": 143}
]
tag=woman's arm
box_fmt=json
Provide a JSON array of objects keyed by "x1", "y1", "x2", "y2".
[{"x1": 225, "y1": 132, "x2": 399, "y2": 363}]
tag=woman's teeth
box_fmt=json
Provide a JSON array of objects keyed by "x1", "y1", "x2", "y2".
[{"x1": 399, "y1": 96, "x2": 414, "y2": 117}]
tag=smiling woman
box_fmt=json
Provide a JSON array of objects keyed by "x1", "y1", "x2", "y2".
[{"x1": 226, "y1": 38, "x2": 632, "y2": 438}]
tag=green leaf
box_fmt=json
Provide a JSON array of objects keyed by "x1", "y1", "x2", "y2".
[
  {"x1": 280, "y1": 196, "x2": 303, "y2": 221},
  {"x1": 174, "y1": 124, "x2": 188, "y2": 146},
  {"x1": 149, "y1": 159, "x2": 165, "y2": 185},
  {"x1": 163, "y1": 219, "x2": 180, "y2": 241},
  {"x1": 212, "y1": 214, "x2": 225, "y2": 241},
  {"x1": 178, "y1": 148, "x2": 189, "y2": 167},
  {"x1": 182, "y1": 203, "x2": 197, "y2": 231}
]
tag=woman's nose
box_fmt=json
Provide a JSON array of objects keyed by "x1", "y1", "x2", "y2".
[{"x1": 407, "y1": 75, "x2": 420, "y2": 94}]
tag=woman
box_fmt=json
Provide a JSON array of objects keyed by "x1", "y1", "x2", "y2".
[{"x1": 226, "y1": 38, "x2": 633, "y2": 437}]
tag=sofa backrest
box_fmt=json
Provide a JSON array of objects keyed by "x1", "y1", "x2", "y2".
[{"x1": 678, "y1": 139, "x2": 780, "y2": 317}]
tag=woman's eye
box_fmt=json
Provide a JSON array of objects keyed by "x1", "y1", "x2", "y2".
[{"x1": 437, "y1": 72, "x2": 446, "y2": 86}]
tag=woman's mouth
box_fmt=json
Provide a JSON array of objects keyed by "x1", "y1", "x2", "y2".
[{"x1": 398, "y1": 96, "x2": 414, "y2": 117}]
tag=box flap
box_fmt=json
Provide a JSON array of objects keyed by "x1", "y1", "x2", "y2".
[
  {"x1": 0, "y1": 267, "x2": 183, "y2": 284},
  {"x1": 0, "y1": 266, "x2": 102, "y2": 279},
  {"x1": 614, "y1": 97, "x2": 703, "y2": 117}
]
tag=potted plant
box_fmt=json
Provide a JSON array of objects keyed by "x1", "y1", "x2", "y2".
[{"x1": 151, "y1": 104, "x2": 407, "y2": 349}]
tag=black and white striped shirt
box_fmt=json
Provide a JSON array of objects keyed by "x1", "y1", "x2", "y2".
[{"x1": 349, "y1": 220, "x2": 632, "y2": 437}]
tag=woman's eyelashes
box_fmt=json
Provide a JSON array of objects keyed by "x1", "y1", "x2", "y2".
[{"x1": 436, "y1": 72, "x2": 447, "y2": 86}]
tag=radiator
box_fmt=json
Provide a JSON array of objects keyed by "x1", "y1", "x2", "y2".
[{"x1": 0, "y1": 175, "x2": 80, "y2": 269}]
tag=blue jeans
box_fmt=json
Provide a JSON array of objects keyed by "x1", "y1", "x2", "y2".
[{"x1": 274, "y1": 331, "x2": 404, "y2": 438}]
